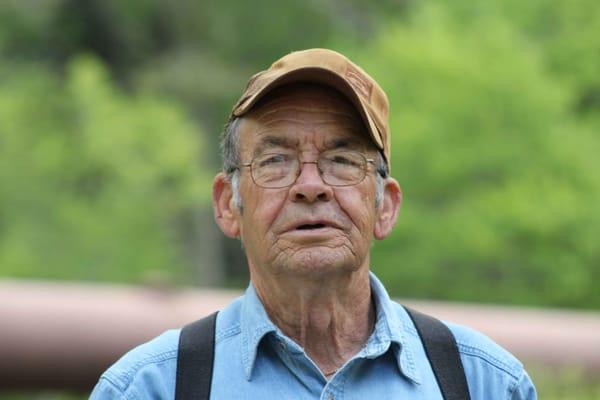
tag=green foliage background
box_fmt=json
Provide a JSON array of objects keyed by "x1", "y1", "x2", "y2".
[
  {"x1": 1, "y1": 0, "x2": 598, "y2": 306},
  {"x1": 352, "y1": 3, "x2": 600, "y2": 308},
  {"x1": 0, "y1": 55, "x2": 210, "y2": 282},
  {"x1": 0, "y1": 0, "x2": 599, "y2": 398}
]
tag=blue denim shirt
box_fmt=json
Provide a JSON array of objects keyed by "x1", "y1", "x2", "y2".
[{"x1": 91, "y1": 273, "x2": 536, "y2": 399}]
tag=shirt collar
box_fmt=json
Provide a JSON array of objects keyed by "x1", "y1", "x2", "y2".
[
  {"x1": 240, "y1": 283, "x2": 278, "y2": 380},
  {"x1": 239, "y1": 272, "x2": 421, "y2": 384},
  {"x1": 368, "y1": 272, "x2": 421, "y2": 384}
]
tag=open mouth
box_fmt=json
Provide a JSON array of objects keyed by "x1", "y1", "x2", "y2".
[{"x1": 295, "y1": 223, "x2": 327, "y2": 230}]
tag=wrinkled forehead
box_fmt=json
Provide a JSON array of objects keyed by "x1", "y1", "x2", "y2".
[{"x1": 239, "y1": 83, "x2": 373, "y2": 150}]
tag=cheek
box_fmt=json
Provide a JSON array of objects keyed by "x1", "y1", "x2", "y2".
[
  {"x1": 335, "y1": 186, "x2": 378, "y2": 237},
  {"x1": 241, "y1": 185, "x2": 287, "y2": 237}
]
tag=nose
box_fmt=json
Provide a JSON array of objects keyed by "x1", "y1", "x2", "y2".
[{"x1": 288, "y1": 161, "x2": 334, "y2": 203}]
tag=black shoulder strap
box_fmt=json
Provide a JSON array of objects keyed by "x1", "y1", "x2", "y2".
[
  {"x1": 175, "y1": 312, "x2": 218, "y2": 400},
  {"x1": 404, "y1": 306, "x2": 471, "y2": 400}
]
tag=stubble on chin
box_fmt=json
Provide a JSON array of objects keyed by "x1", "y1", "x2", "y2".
[{"x1": 269, "y1": 238, "x2": 361, "y2": 277}]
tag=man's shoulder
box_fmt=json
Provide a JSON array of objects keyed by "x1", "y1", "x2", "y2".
[
  {"x1": 391, "y1": 303, "x2": 529, "y2": 381},
  {"x1": 91, "y1": 297, "x2": 246, "y2": 398},
  {"x1": 97, "y1": 330, "x2": 180, "y2": 393},
  {"x1": 391, "y1": 303, "x2": 522, "y2": 376},
  {"x1": 389, "y1": 302, "x2": 536, "y2": 398},
  {"x1": 444, "y1": 321, "x2": 537, "y2": 398},
  {"x1": 445, "y1": 321, "x2": 523, "y2": 379}
]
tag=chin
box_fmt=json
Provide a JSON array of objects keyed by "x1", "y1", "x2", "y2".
[{"x1": 279, "y1": 247, "x2": 360, "y2": 276}]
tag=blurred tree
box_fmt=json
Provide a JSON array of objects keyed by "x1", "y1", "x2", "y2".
[
  {"x1": 486, "y1": 0, "x2": 600, "y2": 118},
  {"x1": 0, "y1": 0, "x2": 412, "y2": 284},
  {"x1": 0, "y1": 0, "x2": 411, "y2": 124},
  {"x1": 346, "y1": 4, "x2": 600, "y2": 308},
  {"x1": 0, "y1": 56, "x2": 212, "y2": 283},
  {"x1": 0, "y1": 0, "x2": 598, "y2": 309}
]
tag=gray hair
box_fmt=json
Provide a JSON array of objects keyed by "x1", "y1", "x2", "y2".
[
  {"x1": 221, "y1": 117, "x2": 389, "y2": 211},
  {"x1": 221, "y1": 118, "x2": 243, "y2": 210}
]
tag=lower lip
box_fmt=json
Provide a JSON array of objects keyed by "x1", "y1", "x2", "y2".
[{"x1": 283, "y1": 226, "x2": 339, "y2": 239}]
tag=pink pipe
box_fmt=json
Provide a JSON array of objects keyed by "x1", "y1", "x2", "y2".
[{"x1": 1, "y1": 279, "x2": 598, "y2": 390}]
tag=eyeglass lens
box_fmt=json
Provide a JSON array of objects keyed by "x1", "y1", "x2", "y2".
[{"x1": 251, "y1": 150, "x2": 367, "y2": 188}]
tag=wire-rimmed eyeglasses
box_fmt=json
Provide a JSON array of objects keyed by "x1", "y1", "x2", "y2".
[{"x1": 238, "y1": 149, "x2": 375, "y2": 189}]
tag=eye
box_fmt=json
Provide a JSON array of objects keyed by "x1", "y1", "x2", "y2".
[
  {"x1": 256, "y1": 153, "x2": 290, "y2": 168},
  {"x1": 328, "y1": 153, "x2": 362, "y2": 168}
]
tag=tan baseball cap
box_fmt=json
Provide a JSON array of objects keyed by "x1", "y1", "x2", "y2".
[{"x1": 230, "y1": 48, "x2": 391, "y2": 168}]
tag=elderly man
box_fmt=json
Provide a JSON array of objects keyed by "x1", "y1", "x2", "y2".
[{"x1": 91, "y1": 49, "x2": 536, "y2": 399}]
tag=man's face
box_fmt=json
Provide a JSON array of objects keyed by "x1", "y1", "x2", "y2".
[{"x1": 222, "y1": 85, "x2": 395, "y2": 280}]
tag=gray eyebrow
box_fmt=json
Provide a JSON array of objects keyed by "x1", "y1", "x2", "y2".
[
  {"x1": 252, "y1": 136, "x2": 296, "y2": 157},
  {"x1": 251, "y1": 135, "x2": 366, "y2": 158},
  {"x1": 324, "y1": 137, "x2": 366, "y2": 150}
]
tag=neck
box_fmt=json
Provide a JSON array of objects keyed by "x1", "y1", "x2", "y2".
[{"x1": 251, "y1": 268, "x2": 375, "y2": 378}]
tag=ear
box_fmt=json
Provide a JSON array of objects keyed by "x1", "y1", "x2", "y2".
[
  {"x1": 213, "y1": 172, "x2": 240, "y2": 238},
  {"x1": 374, "y1": 177, "x2": 402, "y2": 240}
]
